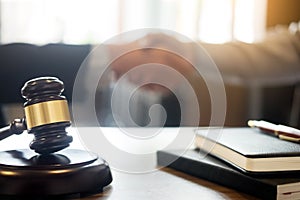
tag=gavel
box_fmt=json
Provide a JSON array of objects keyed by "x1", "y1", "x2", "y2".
[{"x1": 0, "y1": 77, "x2": 73, "y2": 154}]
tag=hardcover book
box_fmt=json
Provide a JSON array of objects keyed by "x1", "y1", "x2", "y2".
[
  {"x1": 157, "y1": 149, "x2": 300, "y2": 200},
  {"x1": 194, "y1": 127, "x2": 300, "y2": 173}
]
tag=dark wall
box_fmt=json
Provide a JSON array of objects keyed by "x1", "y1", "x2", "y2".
[
  {"x1": 267, "y1": 0, "x2": 300, "y2": 27},
  {"x1": 0, "y1": 43, "x2": 90, "y2": 103},
  {"x1": 0, "y1": 43, "x2": 90, "y2": 126}
]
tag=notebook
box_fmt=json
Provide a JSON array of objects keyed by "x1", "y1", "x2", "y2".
[
  {"x1": 194, "y1": 127, "x2": 300, "y2": 173},
  {"x1": 157, "y1": 149, "x2": 300, "y2": 200}
]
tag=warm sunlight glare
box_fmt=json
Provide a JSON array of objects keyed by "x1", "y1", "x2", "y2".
[
  {"x1": 198, "y1": 0, "x2": 266, "y2": 43},
  {"x1": 234, "y1": 0, "x2": 267, "y2": 43},
  {"x1": 198, "y1": 0, "x2": 233, "y2": 43},
  {"x1": 0, "y1": 0, "x2": 267, "y2": 44}
]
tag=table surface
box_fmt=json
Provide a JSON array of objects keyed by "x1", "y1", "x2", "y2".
[
  {"x1": 75, "y1": 127, "x2": 258, "y2": 200},
  {"x1": 1, "y1": 127, "x2": 258, "y2": 200},
  {"x1": 82, "y1": 168, "x2": 258, "y2": 200}
]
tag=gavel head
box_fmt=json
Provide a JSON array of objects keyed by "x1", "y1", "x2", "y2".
[{"x1": 21, "y1": 77, "x2": 73, "y2": 154}]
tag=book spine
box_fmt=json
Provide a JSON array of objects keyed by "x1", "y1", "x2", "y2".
[{"x1": 157, "y1": 151, "x2": 277, "y2": 200}]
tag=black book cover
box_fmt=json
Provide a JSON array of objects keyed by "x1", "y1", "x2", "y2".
[
  {"x1": 157, "y1": 149, "x2": 300, "y2": 200},
  {"x1": 195, "y1": 128, "x2": 300, "y2": 173},
  {"x1": 196, "y1": 127, "x2": 300, "y2": 158}
]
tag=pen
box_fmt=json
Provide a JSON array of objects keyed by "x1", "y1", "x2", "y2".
[{"x1": 247, "y1": 120, "x2": 300, "y2": 142}]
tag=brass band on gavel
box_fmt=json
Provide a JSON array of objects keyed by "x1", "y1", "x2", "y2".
[{"x1": 24, "y1": 100, "x2": 71, "y2": 129}]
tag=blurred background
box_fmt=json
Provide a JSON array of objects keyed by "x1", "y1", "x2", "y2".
[
  {"x1": 0, "y1": 0, "x2": 299, "y2": 128},
  {"x1": 0, "y1": 0, "x2": 271, "y2": 44}
]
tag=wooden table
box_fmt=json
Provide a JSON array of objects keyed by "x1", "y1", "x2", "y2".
[
  {"x1": 0, "y1": 127, "x2": 258, "y2": 200},
  {"x1": 83, "y1": 168, "x2": 258, "y2": 200},
  {"x1": 76, "y1": 127, "x2": 258, "y2": 200}
]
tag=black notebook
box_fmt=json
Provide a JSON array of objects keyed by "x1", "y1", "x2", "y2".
[
  {"x1": 157, "y1": 149, "x2": 300, "y2": 200},
  {"x1": 194, "y1": 127, "x2": 300, "y2": 173}
]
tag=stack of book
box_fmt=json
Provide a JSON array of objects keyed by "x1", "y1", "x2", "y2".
[{"x1": 157, "y1": 127, "x2": 300, "y2": 200}]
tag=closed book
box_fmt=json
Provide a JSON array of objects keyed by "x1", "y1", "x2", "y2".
[
  {"x1": 157, "y1": 149, "x2": 300, "y2": 200},
  {"x1": 195, "y1": 127, "x2": 300, "y2": 173}
]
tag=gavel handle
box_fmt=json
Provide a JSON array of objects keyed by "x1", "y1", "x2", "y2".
[{"x1": 0, "y1": 118, "x2": 27, "y2": 141}]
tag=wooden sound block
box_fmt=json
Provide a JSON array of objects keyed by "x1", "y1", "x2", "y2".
[{"x1": 0, "y1": 149, "x2": 112, "y2": 198}]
